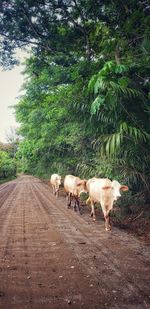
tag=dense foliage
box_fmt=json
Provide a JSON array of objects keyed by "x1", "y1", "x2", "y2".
[
  {"x1": 0, "y1": 0, "x2": 150, "y2": 201},
  {"x1": 0, "y1": 143, "x2": 17, "y2": 180}
]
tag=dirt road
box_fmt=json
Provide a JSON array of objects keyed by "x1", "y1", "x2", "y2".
[{"x1": 0, "y1": 175, "x2": 149, "y2": 309}]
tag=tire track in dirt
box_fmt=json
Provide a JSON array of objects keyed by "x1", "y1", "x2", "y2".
[
  {"x1": 0, "y1": 183, "x2": 17, "y2": 209},
  {"x1": 0, "y1": 182, "x2": 34, "y2": 308}
]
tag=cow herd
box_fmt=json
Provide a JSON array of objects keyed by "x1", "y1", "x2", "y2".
[{"x1": 50, "y1": 173, "x2": 129, "y2": 231}]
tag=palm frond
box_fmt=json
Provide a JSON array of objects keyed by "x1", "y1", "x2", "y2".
[
  {"x1": 109, "y1": 82, "x2": 141, "y2": 98},
  {"x1": 119, "y1": 122, "x2": 147, "y2": 142},
  {"x1": 90, "y1": 96, "x2": 105, "y2": 115}
]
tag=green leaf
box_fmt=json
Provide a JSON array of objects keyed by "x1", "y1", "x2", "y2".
[
  {"x1": 91, "y1": 96, "x2": 105, "y2": 115},
  {"x1": 115, "y1": 64, "x2": 129, "y2": 74}
]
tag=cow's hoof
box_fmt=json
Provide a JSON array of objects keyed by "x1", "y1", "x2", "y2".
[{"x1": 105, "y1": 227, "x2": 111, "y2": 231}]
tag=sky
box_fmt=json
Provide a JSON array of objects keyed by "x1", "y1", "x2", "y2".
[{"x1": 0, "y1": 55, "x2": 26, "y2": 143}]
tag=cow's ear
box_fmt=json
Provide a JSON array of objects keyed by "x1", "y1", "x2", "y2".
[{"x1": 120, "y1": 185, "x2": 129, "y2": 191}]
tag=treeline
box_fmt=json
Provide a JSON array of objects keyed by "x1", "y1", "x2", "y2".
[
  {"x1": 0, "y1": 143, "x2": 16, "y2": 181},
  {"x1": 0, "y1": 0, "x2": 150, "y2": 202}
]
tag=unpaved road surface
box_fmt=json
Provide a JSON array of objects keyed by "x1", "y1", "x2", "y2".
[{"x1": 0, "y1": 175, "x2": 149, "y2": 309}]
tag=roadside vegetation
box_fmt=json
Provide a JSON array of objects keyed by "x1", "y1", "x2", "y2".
[{"x1": 0, "y1": 143, "x2": 17, "y2": 182}]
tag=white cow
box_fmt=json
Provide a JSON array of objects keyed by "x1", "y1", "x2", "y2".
[
  {"x1": 50, "y1": 174, "x2": 61, "y2": 198},
  {"x1": 64, "y1": 175, "x2": 87, "y2": 213},
  {"x1": 86, "y1": 178, "x2": 129, "y2": 231}
]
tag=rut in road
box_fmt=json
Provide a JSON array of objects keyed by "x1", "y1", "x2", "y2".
[{"x1": 0, "y1": 175, "x2": 149, "y2": 309}]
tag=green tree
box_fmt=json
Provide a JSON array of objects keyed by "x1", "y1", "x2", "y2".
[
  {"x1": 15, "y1": 54, "x2": 96, "y2": 176},
  {"x1": 0, "y1": 151, "x2": 16, "y2": 179}
]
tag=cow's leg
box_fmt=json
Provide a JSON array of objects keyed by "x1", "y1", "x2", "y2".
[
  {"x1": 73, "y1": 196, "x2": 77, "y2": 211},
  {"x1": 67, "y1": 193, "x2": 72, "y2": 208},
  {"x1": 91, "y1": 202, "x2": 96, "y2": 221},
  {"x1": 74, "y1": 196, "x2": 81, "y2": 214},
  {"x1": 52, "y1": 185, "x2": 55, "y2": 195},
  {"x1": 66, "y1": 192, "x2": 69, "y2": 207},
  {"x1": 103, "y1": 209, "x2": 111, "y2": 231},
  {"x1": 55, "y1": 187, "x2": 59, "y2": 198},
  {"x1": 86, "y1": 197, "x2": 95, "y2": 219}
]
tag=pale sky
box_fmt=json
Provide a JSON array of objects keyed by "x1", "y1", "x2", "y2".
[{"x1": 0, "y1": 52, "x2": 26, "y2": 143}]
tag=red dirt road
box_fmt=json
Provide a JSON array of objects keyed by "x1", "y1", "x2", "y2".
[{"x1": 0, "y1": 175, "x2": 149, "y2": 309}]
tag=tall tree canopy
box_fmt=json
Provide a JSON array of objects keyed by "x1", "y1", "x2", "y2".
[
  {"x1": 0, "y1": 0, "x2": 150, "y2": 201},
  {"x1": 1, "y1": 0, "x2": 149, "y2": 66}
]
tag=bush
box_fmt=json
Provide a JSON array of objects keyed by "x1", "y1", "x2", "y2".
[{"x1": 0, "y1": 151, "x2": 16, "y2": 179}]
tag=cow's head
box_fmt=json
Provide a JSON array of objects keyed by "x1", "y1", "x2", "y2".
[
  {"x1": 56, "y1": 176, "x2": 61, "y2": 186},
  {"x1": 76, "y1": 179, "x2": 88, "y2": 195},
  {"x1": 112, "y1": 180, "x2": 129, "y2": 201}
]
